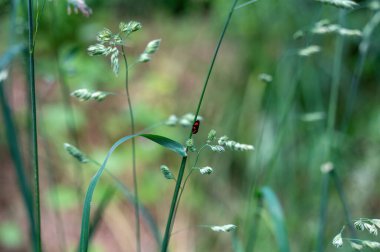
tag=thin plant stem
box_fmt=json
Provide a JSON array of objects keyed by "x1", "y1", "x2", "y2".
[
  {"x1": 121, "y1": 46, "x2": 141, "y2": 252},
  {"x1": 342, "y1": 11, "x2": 380, "y2": 132},
  {"x1": 327, "y1": 10, "x2": 344, "y2": 144},
  {"x1": 317, "y1": 173, "x2": 330, "y2": 252},
  {"x1": 331, "y1": 170, "x2": 356, "y2": 237},
  {"x1": 27, "y1": 0, "x2": 42, "y2": 250},
  {"x1": 323, "y1": 9, "x2": 356, "y2": 249},
  {"x1": 161, "y1": 156, "x2": 188, "y2": 252},
  {"x1": 32, "y1": 0, "x2": 46, "y2": 49},
  {"x1": 171, "y1": 145, "x2": 207, "y2": 231},
  {"x1": 161, "y1": 0, "x2": 238, "y2": 251}
]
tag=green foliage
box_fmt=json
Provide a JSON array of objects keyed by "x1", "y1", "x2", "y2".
[{"x1": 2, "y1": 0, "x2": 380, "y2": 251}]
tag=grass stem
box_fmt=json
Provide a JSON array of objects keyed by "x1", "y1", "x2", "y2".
[
  {"x1": 317, "y1": 173, "x2": 330, "y2": 252},
  {"x1": 121, "y1": 46, "x2": 141, "y2": 252},
  {"x1": 27, "y1": 0, "x2": 42, "y2": 250},
  {"x1": 161, "y1": 0, "x2": 238, "y2": 251}
]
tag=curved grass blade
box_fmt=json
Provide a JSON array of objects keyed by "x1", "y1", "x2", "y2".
[
  {"x1": 108, "y1": 173, "x2": 162, "y2": 245},
  {"x1": 140, "y1": 134, "x2": 187, "y2": 157},
  {"x1": 261, "y1": 186, "x2": 290, "y2": 252},
  {"x1": 88, "y1": 186, "x2": 117, "y2": 241},
  {"x1": 79, "y1": 134, "x2": 185, "y2": 251}
]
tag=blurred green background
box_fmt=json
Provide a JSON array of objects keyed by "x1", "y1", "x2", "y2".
[{"x1": 1, "y1": 0, "x2": 380, "y2": 251}]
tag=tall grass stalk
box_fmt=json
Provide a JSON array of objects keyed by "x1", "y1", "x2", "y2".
[
  {"x1": 321, "y1": 9, "x2": 356, "y2": 248},
  {"x1": 161, "y1": 0, "x2": 238, "y2": 251},
  {"x1": 343, "y1": 11, "x2": 380, "y2": 130},
  {"x1": 331, "y1": 170, "x2": 355, "y2": 236},
  {"x1": 317, "y1": 173, "x2": 330, "y2": 252},
  {"x1": 326, "y1": 10, "x2": 344, "y2": 143},
  {"x1": 27, "y1": 0, "x2": 42, "y2": 250},
  {"x1": 121, "y1": 46, "x2": 141, "y2": 252}
]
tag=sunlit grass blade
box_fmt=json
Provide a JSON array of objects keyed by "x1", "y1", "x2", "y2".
[
  {"x1": 261, "y1": 187, "x2": 290, "y2": 252},
  {"x1": 79, "y1": 134, "x2": 185, "y2": 251}
]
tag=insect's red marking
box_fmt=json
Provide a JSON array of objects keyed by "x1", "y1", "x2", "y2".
[{"x1": 192, "y1": 120, "x2": 200, "y2": 134}]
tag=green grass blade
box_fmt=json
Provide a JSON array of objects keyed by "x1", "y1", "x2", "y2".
[
  {"x1": 140, "y1": 134, "x2": 187, "y2": 157},
  {"x1": 108, "y1": 174, "x2": 162, "y2": 245},
  {"x1": 0, "y1": 78, "x2": 37, "y2": 250},
  {"x1": 231, "y1": 231, "x2": 244, "y2": 252},
  {"x1": 261, "y1": 187, "x2": 290, "y2": 252},
  {"x1": 317, "y1": 173, "x2": 330, "y2": 252},
  {"x1": 88, "y1": 186, "x2": 117, "y2": 241},
  {"x1": 79, "y1": 134, "x2": 185, "y2": 251}
]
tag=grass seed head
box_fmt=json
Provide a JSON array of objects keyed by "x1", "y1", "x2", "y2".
[
  {"x1": 160, "y1": 165, "x2": 174, "y2": 180},
  {"x1": 210, "y1": 224, "x2": 237, "y2": 232},
  {"x1": 200, "y1": 166, "x2": 213, "y2": 175},
  {"x1": 63, "y1": 143, "x2": 89, "y2": 163},
  {"x1": 298, "y1": 45, "x2": 321, "y2": 57},
  {"x1": 332, "y1": 232, "x2": 343, "y2": 248},
  {"x1": 363, "y1": 240, "x2": 380, "y2": 249},
  {"x1": 207, "y1": 129, "x2": 217, "y2": 142},
  {"x1": 315, "y1": 0, "x2": 358, "y2": 9}
]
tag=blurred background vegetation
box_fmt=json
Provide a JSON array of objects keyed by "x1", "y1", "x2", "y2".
[{"x1": 1, "y1": 0, "x2": 380, "y2": 251}]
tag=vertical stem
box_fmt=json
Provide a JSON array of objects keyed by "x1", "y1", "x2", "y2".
[
  {"x1": 121, "y1": 46, "x2": 141, "y2": 252},
  {"x1": 161, "y1": 0, "x2": 238, "y2": 251},
  {"x1": 161, "y1": 157, "x2": 188, "y2": 252},
  {"x1": 245, "y1": 193, "x2": 263, "y2": 252},
  {"x1": 317, "y1": 173, "x2": 329, "y2": 252},
  {"x1": 342, "y1": 11, "x2": 380, "y2": 132},
  {"x1": 323, "y1": 9, "x2": 356, "y2": 249},
  {"x1": 27, "y1": 0, "x2": 42, "y2": 251},
  {"x1": 331, "y1": 171, "x2": 355, "y2": 237},
  {"x1": 327, "y1": 10, "x2": 344, "y2": 146}
]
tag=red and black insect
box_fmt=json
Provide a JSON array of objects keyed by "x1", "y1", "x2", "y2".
[{"x1": 192, "y1": 120, "x2": 200, "y2": 134}]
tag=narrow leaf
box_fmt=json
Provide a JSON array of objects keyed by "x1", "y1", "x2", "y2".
[{"x1": 140, "y1": 134, "x2": 187, "y2": 157}]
